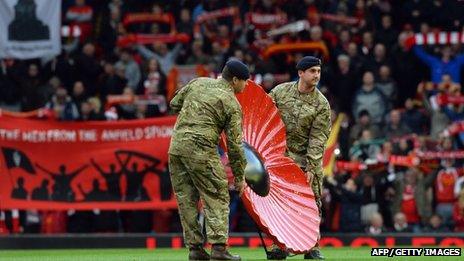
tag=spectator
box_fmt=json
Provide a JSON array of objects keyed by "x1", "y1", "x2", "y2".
[
  {"x1": 453, "y1": 189, "x2": 464, "y2": 232},
  {"x1": 259, "y1": 73, "x2": 274, "y2": 93},
  {"x1": 326, "y1": 177, "x2": 363, "y2": 232},
  {"x1": 440, "y1": 90, "x2": 464, "y2": 146},
  {"x1": 66, "y1": 0, "x2": 93, "y2": 23},
  {"x1": 359, "y1": 174, "x2": 380, "y2": 224},
  {"x1": 98, "y1": 61, "x2": 127, "y2": 99},
  {"x1": 142, "y1": 58, "x2": 166, "y2": 96},
  {"x1": 142, "y1": 58, "x2": 167, "y2": 117},
  {"x1": 74, "y1": 43, "x2": 102, "y2": 96},
  {"x1": 115, "y1": 49, "x2": 141, "y2": 90},
  {"x1": 390, "y1": 32, "x2": 422, "y2": 104},
  {"x1": 391, "y1": 168, "x2": 434, "y2": 226},
  {"x1": 211, "y1": 41, "x2": 226, "y2": 72},
  {"x1": 363, "y1": 43, "x2": 391, "y2": 76},
  {"x1": 422, "y1": 214, "x2": 449, "y2": 233},
  {"x1": 43, "y1": 53, "x2": 77, "y2": 91},
  {"x1": 376, "y1": 141, "x2": 393, "y2": 163},
  {"x1": 421, "y1": 80, "x2": 451, "y2": 139},
  {"x1": 117, "y1": 87, "x2": 137, "y2": 119},
  {"x1": 135, "y1": 104, "x2": 148, "y2": 119},
  {"x1": 45, "y1": 87, "x2": 80, "y2": 121},
  {"x1": 402, "y1": 98, "x2": 428, "y2": 135},
  {"x1": 349, "y1": 110, "x2": 382, "y2": 145},
  {"x1": 434, "y1": 159, "x2": 459, "y2": 226},
  {"x1": 350, "y1": 129, "x2": 384, "y2": 161},
  {"x1": 384, "y1": 110, "x2": 411, "y2": 139},
  {"x1": 309, "y1": 25, "x2": 323, "y2": 42},
  {"x1": 375, "y1": 15, "x2": 398, "y2": 47},
  {"x1": 376, "y1": 65, "x2": 397, "y2": 110},
  {"x1": 346, "y1": 42, "x2": 365, "y2": 77},
  {"x1": 19, "y1": 63, "x2": 44, "y2": 111},
  {"x1": 329, "y1": 54, "x2": 357, "y2": 114},
  {"x1": 136, "y1": 42, "x2": 182, "y2": 74},
  {"x1": 391, "y1": 212, "x2": 413, "y2": 233},
  {"x1": 185, "y1": 40, "x2": 211, "y2": 65},
  {"x1": 359, "y1": 31, "x2": 375, "y2": 57},
  {"x1": 352, "y1": 71, "x2": 387, "y2": 125},
  {"x1": 177, "y1": 8, "x2": 193, "y2": 35},
  {"x1": 333, "y1": 29, "x2": 351, "y2": 57},
  {"x1": 77, "y1": 100, "x2": 101, "y2": 121},
  {"x1": 365, "y1": 212, "x2": 386, "y2": 235},
  {"x1": 98, "y1": 5, "x2": 121, "y2": 58},
  {"x1": 0, "y1": 59, "x2": 21, "y2": 109},
  {"x1": 456, "y1": 175, "x2": 464, "y2": 198},
  {"x1": 65, "y1": 0, "x2": 94, "y2": 42},
  {"x1": 438, "y1": 74, "x2": 461, "y2": 93},
  {"x1": 413, "y1": 45, "x2": 464, "y2": 84},
  {"x1": 87, "y1": 97, "x2": 105, "y2": 120},
  {"x1": 71, "y1": 81, "x2": 88, "y2": 112},
  {"x1": 36, "y1": 76, "x2": 62, "y2": 109},
  {"x1": 391, "y1": 168, "x2": 434, "y2": 230}
]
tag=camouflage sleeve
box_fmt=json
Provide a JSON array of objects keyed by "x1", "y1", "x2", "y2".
[
  {"x1": 268, "y1": 83, "x2": 285, "y2": 105},
  {"x1": 224, "y1": 101, "x2": 246, "y2": 183},
  {"x1": 306, "y1": 100, "x2": 331, "y2": 177},
  {"x1": 169, "y1": 79, "x2": 196, "y2": 113}
]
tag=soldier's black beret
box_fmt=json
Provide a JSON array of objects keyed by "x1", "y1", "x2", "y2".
[
  {"x1": 225, "y1": 59, "x2": 250, "y2": 80},
  {"x1": 296, "y1": 56, "x2": 322, "y2": 71}
]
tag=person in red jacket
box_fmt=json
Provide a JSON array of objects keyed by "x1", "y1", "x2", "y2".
[
  {"x1": 435, "y1": 159, "x2": 459, "y2": 226},
  {"x1": 65, "y1": 0, "x2": 94, "y2": 42}
]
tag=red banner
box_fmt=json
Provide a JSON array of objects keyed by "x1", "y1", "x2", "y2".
[
  {"x1": 436, "y1": 93, "x2": 464, "y2": 106},
  {"x1": 0, "y1": 108, "x2": 55, "y2": 119},
  {"x1": 195, "y1": 7, "x2": 238, "y2": 24},
  {"x1": 418, "y1": 150, "x2": 464, "y2": 159},
  {"x1": 0, "y1": 116, "x2": 177, "y2": 210},
  {"x1": 405, "y1": 32, "x2": 464, "y2": 49},
  {"x1": 320, "y1": 13, "x2": 361, "y2": 26},
  {"x1": 444, "y1": 121, "x2": 464, "y2": 136},
  {"x1": 117, "y1": 33, "x2": 190, "y2": 47},
  {"x1": 245, "y1": 12, "x2": 288, "y2": 30},
  {"x1": 123, "y1": 13, "x2": 175, "y2": 27}
]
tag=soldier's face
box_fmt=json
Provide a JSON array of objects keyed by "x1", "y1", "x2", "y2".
[
  {"x1": 299, "y1": 66, "x2": 321, "y2": 89},
  {"x1": 232, "y1": 77, "x2": 247, "y2": 93}
]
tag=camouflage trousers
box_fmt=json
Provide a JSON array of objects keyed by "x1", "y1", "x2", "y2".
[{"x1": 169, "y1": 154, "x2": 230, "y2": 248}]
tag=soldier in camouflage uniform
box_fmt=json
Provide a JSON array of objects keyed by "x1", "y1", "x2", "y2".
[
  {"x1": 268, "y1": 56, "x2": 331, "y2": 260},
  {"x1": 169, "y1": 60, "x2": 249, "y2": 261}
]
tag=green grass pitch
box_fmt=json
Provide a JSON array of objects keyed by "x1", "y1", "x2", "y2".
[{"x1": 0, "y1": 247, "x2": 462, "y2": 260}]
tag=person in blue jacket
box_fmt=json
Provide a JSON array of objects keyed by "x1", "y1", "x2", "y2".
[{"x1": 413, "y1": 45, "x2": 464, "y2": 84}]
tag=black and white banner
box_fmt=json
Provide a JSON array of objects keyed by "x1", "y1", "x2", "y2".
[{"x1": 0, "y1": 0, "x2": 61, "y2": 59}]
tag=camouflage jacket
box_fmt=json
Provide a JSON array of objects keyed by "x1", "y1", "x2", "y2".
[
  {"x1": 169, "y1": 77, "x2": 246, "y2": 182},
  {"x1": 269, "y1": 81, "x2": 331, "y2": 177}
]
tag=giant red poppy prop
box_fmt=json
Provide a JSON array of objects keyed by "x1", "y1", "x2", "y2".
[{"x1": 233, "y1": 80, "x2": 320, "y2": 253}]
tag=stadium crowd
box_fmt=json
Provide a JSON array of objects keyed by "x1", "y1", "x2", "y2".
[{"x1": 1, "y1": 0, "x2": 464, "y2": 235}]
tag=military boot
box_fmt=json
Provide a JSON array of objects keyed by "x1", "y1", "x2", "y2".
[
  {"x1": 267, "y1": 248, "x2": 288, "y2": 260},
  {"x1": 304, "y1": 248, "x2": 325, "y2": 259},
  {"x1": 210, "y1": 244, "x2": 241, "y2": 260},
  {"x1": 189, "y1": 245, "x2": 210, "y2": 260}
]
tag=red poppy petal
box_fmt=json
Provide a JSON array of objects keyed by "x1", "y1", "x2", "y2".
[{"x1": 237, "y1": 80, "x2": 320, "y2": 253}]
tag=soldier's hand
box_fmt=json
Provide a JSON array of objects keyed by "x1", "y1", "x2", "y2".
[
  {"x1": 306, "y1": 171, "x2": 314, "y2": 185},
  {"x1": 234, "y1": 179, "x2": 246, "y2": 196}
]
